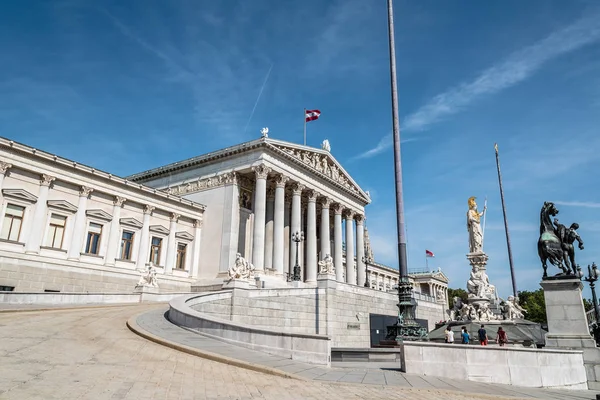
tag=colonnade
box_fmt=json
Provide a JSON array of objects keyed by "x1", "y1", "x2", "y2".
[{"x1": 248, "y1": 164, "x2": 365, "y2": 285}]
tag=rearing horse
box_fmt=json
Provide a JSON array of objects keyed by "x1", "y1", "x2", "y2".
[{"x1": 537, "y1": 201, "x2": 566, "y2": 278}]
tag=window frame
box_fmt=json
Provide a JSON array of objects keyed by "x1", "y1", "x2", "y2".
[
  {"x1": 84, "y1": 221, "x2": 103, "y2": 255},
  {"x1": 119, "y1": 230, "x2": 135, "y2": 261},
  {"x1": 175, "y1": 242, "x2": 187, "y2": 270},
  {"x1": 44, "y1": 213, "x2": 67, "y2": 249},
  {"x1": 0, "y1": 203, "x2": 25, "y2": 242},
  {"x1": 148, "y1": 236, "x2": 163, "y2": 266}
]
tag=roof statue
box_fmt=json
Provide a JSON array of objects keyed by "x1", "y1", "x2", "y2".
[
  {"x1": 260, "y1": 127, "x2": 269, "y2": 138},
  {"x1": 321, "y1": 139, "x2": 331, "y2": 152}
]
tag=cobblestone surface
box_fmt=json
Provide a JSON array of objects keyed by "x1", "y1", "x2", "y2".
[{"x1": 0, "y1": 304, "x2": 593, "y2": 400}]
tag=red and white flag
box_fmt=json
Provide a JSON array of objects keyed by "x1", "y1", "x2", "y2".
[
  {"x1": 425, "y1": 249, "x2": 435, "y2": 258},
  {"x1": 305, "y1": 109, "x2": 321, "y2": 122}
]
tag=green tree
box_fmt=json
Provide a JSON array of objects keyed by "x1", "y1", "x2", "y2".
[
  {"x1": 517, "y1": 289, "x2": 547, "y2": 324},
  {"x1": 583, "y1": 298, "x2": 594, "y2": 312},
  {"x1": 447, "y1": 288, "x2": 468, "y2": 309}
]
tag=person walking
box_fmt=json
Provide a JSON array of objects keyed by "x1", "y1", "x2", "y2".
[
  {"x1": 446, "y1": 326, "x2": 455, "y2": 344},
  {"x1": 461, "y1": 326, "x2": 470, "y2": 344},
  {"x1": 496, "y1": 327, "x2": 508, "y2": 347},
  {"x1": 478, "y1": 324, "x2": 488, "y2": 346}
]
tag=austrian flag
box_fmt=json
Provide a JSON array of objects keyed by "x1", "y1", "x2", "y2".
[
  {"x1": 425, "y1": 250, "x2": 435, "y2": 258},
  {"x1": 305, "y1": 109, "x2": 321, "y2": 122}
]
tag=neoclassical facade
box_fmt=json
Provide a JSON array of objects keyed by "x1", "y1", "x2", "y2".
[{"x1": 128, "y1": 136, "x2": 372, "y2": 288}]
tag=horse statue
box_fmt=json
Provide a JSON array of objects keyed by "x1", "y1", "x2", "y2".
[{"x1": 537, "y1": 201, "x2": 567, "y2": 278}]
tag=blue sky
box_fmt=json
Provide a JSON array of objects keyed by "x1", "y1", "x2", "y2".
[{"x1": 2, "y1": 0, "x2": 600, "y2": 300}]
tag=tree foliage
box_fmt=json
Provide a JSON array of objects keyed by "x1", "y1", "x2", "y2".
[
  {"x1": 517, "y1": 289, "x2": 547, "y2": 324},
  {"x1": 583, "y1": 298, "x2": 594, "y2": 312},
  {"x1": 447, "y1": 288, "x2": 468, "y2": 309}
]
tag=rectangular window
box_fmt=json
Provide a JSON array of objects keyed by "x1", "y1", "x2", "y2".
[
  {"x1": 176, "y1": 243, "x2": 187, "y2": 270},
  {"x1": 45, "y1": 214, "x2": 67, "y2": 248},
  {"x1": 0, "y1": 285, "x2": 15, "y2": 291},
  {"x1": 149, "y1": 237, "x2": 162, "y2": 265},
  {"x1": 85, "y1": 222, "x2": 102, "y2": 255},
  {"x1": 1, "y1": 204, "x2": 25, "y2": 242},
  {"x1": 119, "y1": 231, "x2": 134, "y2": 260}
]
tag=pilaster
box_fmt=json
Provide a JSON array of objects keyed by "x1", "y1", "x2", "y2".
[
  {"x1": 165, "y1": 212, "x2": 180, "y2": 274},
  {"x1": 105, "y1": 196, "x2": 127, "y2": 265},
  {"x1": 26, "y1": 174, "x2": 56, "y2": 254}
]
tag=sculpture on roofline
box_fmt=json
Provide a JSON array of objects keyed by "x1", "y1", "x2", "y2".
[
  {"x1": 260, "y1": 127, "x2": 269, "y2": 138},
  {"x1": 321, "y1": 139, "x2": 331, "y2": 152},
  {"x1": 537, "y1": 202, "x2": 584, "y2": 278},
  {"x1": 229, "y1": 253, "x2": 255, "y2": 279}
]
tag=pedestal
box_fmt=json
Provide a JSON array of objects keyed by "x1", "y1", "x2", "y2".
[
  {"x1": 222, "y1": 278, "x2": 250, "y2": 290},
  {"x1": 134, "y1": 285, "x2": 160, "y2": 294},
  {"x1": 540, "y1": 278, "x2": 596, "y2": 348}
]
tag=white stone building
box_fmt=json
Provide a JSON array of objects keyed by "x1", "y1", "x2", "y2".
[{"x1": 0, "y1": 134, "x2": 447, "y2": 325}]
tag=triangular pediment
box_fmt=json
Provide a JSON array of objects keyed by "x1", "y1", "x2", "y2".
[
  {"x1": 175, "y1": 231, "x2": 194, "y2": 241},
  {"x1": 149, "y1": 225, "x2": 170, "y2": 235},
  {"x1": 2, "y1": 188, "x2": 38, "y2": 204},
  {"x1": 120, "y1": 217, "x2": 143, "y2": 229},
  {"x1": 47, "y1": 200, "x2": 78, "y2": 213},
  {"x1": 266, "y1": 140, "x2": 371, "y2": 204},
  {"x1": 432, "y1": 270, "x2": 449, "y2": 283},
  {"x1": 86, "y1": 209, "x2": 113, "y2": 221}
]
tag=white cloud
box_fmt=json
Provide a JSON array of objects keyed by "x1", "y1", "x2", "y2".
[
  {"x1": 356, "y1": 11, "x2": 600, "y2": 159},
  {"x1": 553, "y1": 201, "x2": 600, "y2": 208}
]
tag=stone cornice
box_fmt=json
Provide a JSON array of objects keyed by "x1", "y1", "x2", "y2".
[{"x1": 0, "y1": 137, "x2": 206, "y2": 212}]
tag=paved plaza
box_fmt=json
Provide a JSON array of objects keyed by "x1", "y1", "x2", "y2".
[{"x1": 0, "y1": 304, "x2": 597, "y2": 400}]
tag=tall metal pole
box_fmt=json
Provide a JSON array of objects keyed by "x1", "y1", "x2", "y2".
[{"x1": 494, "y1": 143, "x2": 517, "y2": 297}]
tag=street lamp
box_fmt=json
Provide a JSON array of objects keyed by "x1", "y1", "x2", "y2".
[
  {"x1": 291, "y1": 231, "x2": 304, "y2": 281},
  {"x1": 585, "y1": 262, "x2": 600, "y2": 325},
  {"x1": 362, "y1": 255, "x2": 371, "y2": 287}
]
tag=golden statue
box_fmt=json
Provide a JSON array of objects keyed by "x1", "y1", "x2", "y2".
[{"x1": 467, "y1": 196, "x2": 486, "y2": 253}]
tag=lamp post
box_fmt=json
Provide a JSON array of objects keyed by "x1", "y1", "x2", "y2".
[
  {"x1": 362, "y1": 255, "x2": 371, "y2": 287},
  {"x1": 291, "y1": 231, "x2": 304, "y2": 281},
  {"x1": 584, "y1": 263, "x2": 600, "y2": 346}
]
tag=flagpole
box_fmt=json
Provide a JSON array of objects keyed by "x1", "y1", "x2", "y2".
[
  {"x1": 303, "y1": 108, "x2": 307, "y2": 146},
  {"x1": 495, "y1": 143, "x2": 518, "y2": 298},
  {"x1": 482, "y1": 196, "x2": 487, "y2": 250},
  {"x1": 425, "y1": 252, "x2": 428, "y2": 271}
]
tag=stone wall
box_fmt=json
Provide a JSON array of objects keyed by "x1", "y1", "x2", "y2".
[
  {"x1": 190, "y1": 296, "x2": 232, "y2": 319},
  {"x1": 0, "y1": 251, "x2": 193, "y2": 293},
  {"x1": 404, "y1": 341, "x2": 588, "y2": 390}
]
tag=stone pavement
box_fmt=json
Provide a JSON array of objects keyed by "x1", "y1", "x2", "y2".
[
  {"x1": 133, "y1": 307, "x2": 599, "y2": 400},
  {"x1": 0, "y1": 304, "x2": 591, "y2": 400}
]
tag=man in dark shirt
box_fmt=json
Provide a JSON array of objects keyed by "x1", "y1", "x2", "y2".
[{"x1": 478, "y1": 324, "x2": 488, "y2": 346}]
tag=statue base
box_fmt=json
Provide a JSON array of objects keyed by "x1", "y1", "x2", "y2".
[
  {"x1": 540, "y1": 278, "x2": 596, "y2": 348},
  {"x1": 134, "y1": 285, "x2": 160, "y2": 294},
  {"x1": 222, "y1": 278, "x2": 250, "y2": 290}
]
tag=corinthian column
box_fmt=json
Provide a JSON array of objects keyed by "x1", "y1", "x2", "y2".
[
  {"x1": 344, "y1": 210, "x2": 356, "y2": 285},
  {"x1": 26, "y1": 174, "x2": 56, "y2": 253},
  {"x1": 320, "y1": 197, "x2": 332, "y2": 260},
  {"x1": 264, "y1": 188, "x2": 275, "y2": 269},
  {"x1": 105, "y1": 196, "x2": 127, "y2": 265},
  {"x1": 165, "y1": 212, "x2": 180, "y2": 274},
  {"x1": 356, "y1": 214, "x2": 366, "y2": 287},
  {"x1": 190, "y1": 219, "x2": 203, "y2": 278},
  {"x1": 289, "y1": 183, "x2": 304, "y2": 276},
  {"x1": 333, "y1": 204, "x2": 344, "y2": 282},
  {"x1": 306, "y1": 189, "x2": 319, "y2": 283},
  {"x1": 68, "y1": 185, "x2": 94, "y2": 259},
  {"x1": 251, "y1": 164, "x2": 271, "y2": 271},
  {"x1": 272, "y1": 174, "x2": 288, "y2": 276},
  {"x1": 136, "y1": 205, "x2": 155, "y2": 270}
]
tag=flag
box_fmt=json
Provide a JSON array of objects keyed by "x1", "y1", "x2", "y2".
[
  {"x1": 425, "y1": 249, "x2": 435, "y2": 258},
  {"x1": 305, "y1": 109, "x2": 321, "y2": 122}
]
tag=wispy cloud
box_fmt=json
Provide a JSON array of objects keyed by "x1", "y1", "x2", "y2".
[
  {"x1": 349, "y1": 135, "x2": 418, "y2": 161},
  {"x1": 554, "y1": 201, "x2": 600, "y2": 208},
  {"x1": 356, "y1": 11, "x2": 600, "y2": 159}
]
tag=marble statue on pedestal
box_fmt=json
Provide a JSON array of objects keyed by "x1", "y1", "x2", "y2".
[
  {"x1": 260, "y1": 127, "x2": 269, "y2": 138},
  {"x1": 502, "y1": 295, "x2": 527, "y2": 320},
  {"x1": 137, "y1": 265, "x2": 159, "y2": 288},
  {"x1": 467, "y1": 267, "x2": 496, "y2": 300},
  {"x1": 467, "y1": 196, "x2": 486, "y2": 254},
  {"x1": 229, "y1": 253, "x2": 255, "y2": 279},
  {"x1": 436, "y1": 286, "x2": 446, "y2": 303},
  {"x1": 318, "y1": 254, "x2": 334, "y2": 275}
]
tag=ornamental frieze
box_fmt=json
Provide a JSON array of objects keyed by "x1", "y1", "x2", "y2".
[
  {"x1": 272, "y1": 145, "x2": 359, "y2": 195},
  {"x1": 166, "y1": 172, "x2": 238, "y2": 196}
]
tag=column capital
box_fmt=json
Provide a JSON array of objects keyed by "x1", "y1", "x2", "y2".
[
  {"x1": 114, "y1": 196, "x2": 127, "y2": 207},
  {"x1": 291, "y1": 182, "x2": 305, "y2": 196},
  {"x1": 144, "y1": 205, "x2": 155, "y2": 215},
  {"x1": 170, "y1": 212, "x2": 181, "y2": 222},
  {"x1": 79, "y1": 186, "x2": 94, "y2": 198},
  {"x1": 332, "y1": 203, "x2": 344, "y2": 215},
  {"x1": 193, "y1": 219, "x2": 203, "y2": 228},
  {"x1": 253, "y1": 164, "x2": 271, "y2": 180},
  {"x1": 223, "y1": 171, "x2": 238, "y2": 185},
  {"x1": 320, "y1": 197, "x2": 332, "y2": 208},
  {"x1": 344, "y1": 209, "x2": 355, "y2": 219},
  {"x1": 355, "y1": 214, "x2": 365, "y2": 224},
  {"x1": 307, "y1": 189, "x2": 319, "y2": 202},
  {"x1": 275, "y1": 174, "x2": 289, "y2": 188},
  {"x1": 40, "y1": 174, "x2": 56, "y2": 187},
  {"x1": 0, "y1": 161, "x2": 12, "y2": 175}
]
